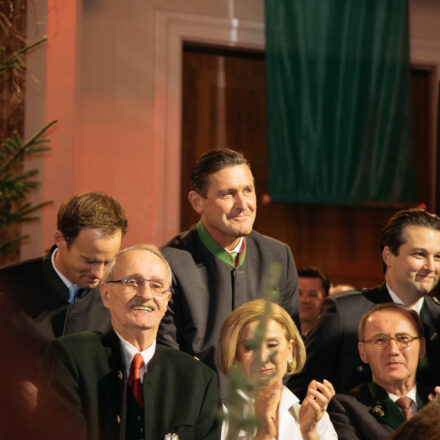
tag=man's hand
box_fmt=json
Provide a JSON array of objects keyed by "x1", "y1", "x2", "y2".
[{"x1": 428, "y1": 385, "x2": 440, "y2": 401}]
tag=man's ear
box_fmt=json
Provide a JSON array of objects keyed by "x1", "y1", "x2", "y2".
[
  {"x1": 382, "y1": 246, "x2": 393, "y2": 269},
  {"x1": 358, "y1": 342, "x2": 369, "y2": 364},
  {"x1": 54, "y1": 230, "x2": 68, "y2": 250},
  {"x1": 188, "y1": 190, "x2": 204, "y2": 215},
  {"x1": 100, "y1": 283, "x2": 111, "y2": 309}
]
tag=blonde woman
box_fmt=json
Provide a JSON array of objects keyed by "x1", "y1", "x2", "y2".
[{"x1": 218, "y1": 300, "x2": 337, "y2": 440}]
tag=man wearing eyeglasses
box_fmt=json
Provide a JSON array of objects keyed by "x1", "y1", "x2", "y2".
[
  {"x1": 36, "y1": 244, "x2": 221, "y2": 440},
  {"x1": 328, "y1": 303, "x2": 440, "y2": 440},
  {"x1": 289, "y1": 208, "x2": 440, "y2": 398}
]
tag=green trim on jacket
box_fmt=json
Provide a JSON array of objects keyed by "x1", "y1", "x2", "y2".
[{"x1": 196, "y1": 219, "x2": 247, "y2": 268}]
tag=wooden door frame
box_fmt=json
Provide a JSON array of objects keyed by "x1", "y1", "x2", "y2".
[
  {"x1": 153, "y1": 11, "x2": 264, "y2": 243},
  {"x1": 153, "y1": 10, "x2": 440, "y2": 241}
]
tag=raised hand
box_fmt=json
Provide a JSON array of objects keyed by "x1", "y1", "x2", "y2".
[{"x1": 299, "y1": 379, "x2": 335, "y2": 440}]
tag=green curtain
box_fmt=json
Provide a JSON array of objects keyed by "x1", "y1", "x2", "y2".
[{"x1": 265, "y1": 0, "x2": 415, "y2": 206}]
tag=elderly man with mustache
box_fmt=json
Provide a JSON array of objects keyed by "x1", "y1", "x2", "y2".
[{"x1": 36, "y1": 244, "x2": 221, "y2": 440}]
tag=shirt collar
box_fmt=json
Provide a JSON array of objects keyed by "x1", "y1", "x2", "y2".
[
  {"x1": 115, "y1": 331, "x2": 156, "y2": 377},
  {"x1": 226, "y1": 237, "x2": 244, "y2": 254},
  {"x1": 51, "y1": 247, "x2": 75, "y2": 290},
  {"x1": 386, "y1": 283, "x2": 424, "y2": 314},
  {"x1": 388, "y1": 386, "x2": 417, "y2": 403}
]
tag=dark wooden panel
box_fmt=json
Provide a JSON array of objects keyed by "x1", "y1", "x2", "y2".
[{"x1": 181, "y1": 45, "x2": 435, "y2": 289}]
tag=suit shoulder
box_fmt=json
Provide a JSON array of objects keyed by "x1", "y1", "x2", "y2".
[
  {"x1": 53, "y1": 330, "x2": 104, "y2": 352},
  {"x1": 332, "y1": 383, "x2": 372, "y2": 404},
  {"x1": 323, "y1": 289, "x2": 367, "y2": 310},
  {"x1": 0, "y1": 256, "x2": 44, "y2": 276},
  {"x1": 161, "y1": 226, "x2": 199, "y2": 256},
  {"x1": 329, "y1": 286, "x2": 380, "y2": 305},
  {"x1": 162, "y1": 225, "x2": 197, "y2": 249},
  {"x1": 157, "y1": 344, "x2": 216, "y2": 376},
  {"x1": 424, "y1": 294, "x2": 440, "y2": 309},
  {"x1": 248, "y1": 230, "x2": 290, "y2": 250}
]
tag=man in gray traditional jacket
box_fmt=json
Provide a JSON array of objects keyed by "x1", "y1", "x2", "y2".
[{"x1": 158, "y1": 148, "x2": 299, "y2": 388}]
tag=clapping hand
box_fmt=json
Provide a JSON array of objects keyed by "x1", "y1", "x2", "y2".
[{"x1": 299, "y1": 379, "x2": 335, "y2": 440}]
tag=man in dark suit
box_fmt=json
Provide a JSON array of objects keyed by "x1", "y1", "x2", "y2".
[
  {"x1": 37, "y1": 244, "x2": 221, "y2": 440},
  {"x1": 328, "y1": 303, "x2": 440, "y2": 440},
  {"x1": 158, "y1": 148, "x2": 299, "y2": 394},
  {"x1": 288, "y1": 208, "x2": 440, "y2": 398},
  {"x1": 298, "y1": 267, "x2": 330, "y2": 336},
  {"x1": 0, "y1": 192, "x2": 127, "y2": 397}
]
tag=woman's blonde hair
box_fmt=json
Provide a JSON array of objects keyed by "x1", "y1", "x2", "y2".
[{"x1": 217, "y1": 299, "x2": 306, "y2": 377}]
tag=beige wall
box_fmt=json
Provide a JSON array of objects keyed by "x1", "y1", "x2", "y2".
[
  {"x1": 21, "y1": 0, "x2": 440, "y2": 259},
  {"x1": 22, "y1": 0, "x2": 264, "y2": 259}
]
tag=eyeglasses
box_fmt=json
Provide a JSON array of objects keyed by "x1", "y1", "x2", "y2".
[
  {"x1": 360, "y1": 333, "x2": 420, "y2": 350},
  {"x1": 106, "y1": 278, "x2": 171, "y2": 296}
]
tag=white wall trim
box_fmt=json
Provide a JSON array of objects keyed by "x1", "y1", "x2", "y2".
[{"x1": 153, "y1": 10, "x2": 264, "y2": 242}]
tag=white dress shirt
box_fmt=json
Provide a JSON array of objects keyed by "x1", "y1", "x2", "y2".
[{"x1": 116, "y1": 332, "x2": 156, "y2": 381}]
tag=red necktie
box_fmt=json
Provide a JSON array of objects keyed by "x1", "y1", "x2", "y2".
[
  {"x1": 396, "y1": 396, "x2": 413, "y2": 420},
  {"x1": 128, "y1": 353, "x2": 144, "y2": 407}
]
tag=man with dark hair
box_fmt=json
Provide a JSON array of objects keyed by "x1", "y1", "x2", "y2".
[
  {"x1": 288, "y1": 208, "x2": 440, "y2": 399},
  {"x1": 36, "y1": 244, "x2": 221, "y2": 440},
  {"x1": 158, "y1": 147, "x2": 299, "y2": 391},
  {"x1": 298, "y1": 267, "x2": 329, "y2": 336},
  {"x1": 328, "y1": 303, "x2": 439, "y2": 440},
  {"x1": 0, "y1": 192, "x2": 127, "y2": 385}
]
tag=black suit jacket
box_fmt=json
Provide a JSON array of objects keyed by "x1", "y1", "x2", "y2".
[
  {"x1": 0, "y1": 246, "x2": 111, "y2": 381},
  {"x1": 37, "y1": 330, "x2": 221, "y2": 440},
  {"x1": 288, "y1": 283, "x2": 440, "y2": 398},
  {"x1": 328, "y1": 382, "x2": 431, "y2": 440}
]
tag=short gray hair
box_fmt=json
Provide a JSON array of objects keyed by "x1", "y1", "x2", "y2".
[{"x1": 102, "y1": 243, "x2": 172, "y2": 285}]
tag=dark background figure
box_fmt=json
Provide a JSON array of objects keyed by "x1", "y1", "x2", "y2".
[
  {"x1": 298, "y1": 267, "x2": 330, "y2": 336},
  {"x1": 328, "y1": 303, "x2": 439, "y2": 440},
  {"x1": 288, "y1": 209, "x2": 440, "y2": 399}
]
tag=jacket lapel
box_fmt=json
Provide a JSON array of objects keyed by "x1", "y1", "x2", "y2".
[
  {"x1": 101, "y1": 330, "x2": 126, "y2": 440},
  {"x1": 368, "y1": 382, "x2": 406, "y2": 430}
]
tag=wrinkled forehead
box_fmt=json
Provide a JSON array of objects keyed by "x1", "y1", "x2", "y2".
[
  {"x1": 364, "y1": 310, "x2": 417, "y2": 336},
  {"x1": 113, "y1": 250, "x2": 169, "y2": 280}
]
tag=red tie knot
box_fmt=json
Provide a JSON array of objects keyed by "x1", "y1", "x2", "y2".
[{"x1": 129, "y1": 353, "x2": 144, "y2": 385}]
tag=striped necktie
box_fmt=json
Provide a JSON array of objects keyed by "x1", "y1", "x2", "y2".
[{"x1": 396, "y1": 396, "x2": 413, "y2": 419}]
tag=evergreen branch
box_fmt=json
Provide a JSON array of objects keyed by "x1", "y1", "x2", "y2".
[
  {"x1": 0, "y1": 36, "x2": 47, "y2": 75},
  {"x1": 0, "y1": 120, "x2": 57, "y2": 176},
  {"x1": 0, "y1": 234, "x2": 30, "y2": 254}
]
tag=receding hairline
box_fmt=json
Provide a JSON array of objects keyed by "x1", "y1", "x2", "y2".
[
  {"x1": 102, "y1": 244, "x2": 172, "y2": 284},
  {"x1": 360, "y1": 308, "x2": 421, "y2": 340}
]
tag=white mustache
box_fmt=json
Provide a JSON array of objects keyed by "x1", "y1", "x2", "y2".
[{"x1": 130, "y1": 299, "x2": 157, "y2": 311}]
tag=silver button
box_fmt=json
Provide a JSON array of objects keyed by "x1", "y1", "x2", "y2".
[
  {"x1": 117, "y1": 370, "x2": 123, "y2": 380},
  {"x1": 138, "y1": 415, "x2": 141, "y2": 421},
  {"x1": 357, "y1": 365, "x2": 363, "y2": 373},
  {"x1": 116, "y1": 414, "x2": 121, "y2": 424}
]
